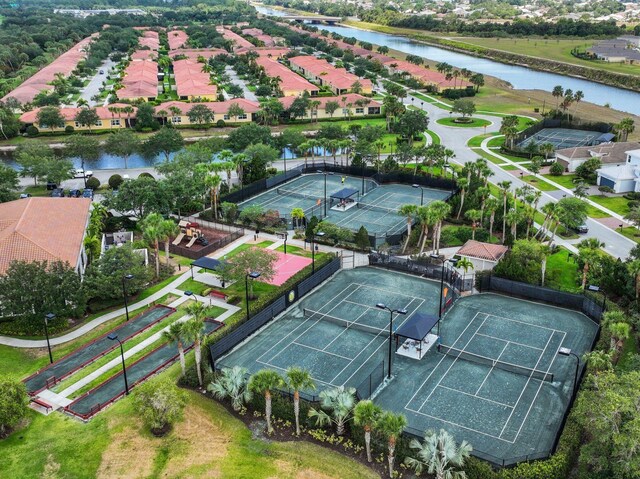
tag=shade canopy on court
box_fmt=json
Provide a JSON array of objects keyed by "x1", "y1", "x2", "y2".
[
  {"x1": 395, "y1": 312, "x2": 439, "y2": 342},
  {"x1": 330, "y1": 187, "x2": 359, "y2": 200},
  {"x1": 190, "y1": 256, "x2": 224, "y2": 278}
]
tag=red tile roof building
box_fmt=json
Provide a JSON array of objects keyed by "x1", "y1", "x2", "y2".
[
  {"x1": 118, "y1": 59, "x2": 158, "y2": 101},
  {"x1": 255, "y1": 57, "x2": 318, "y2": 97},
  {"x1": 172, "y1": 59, "x2": 217, "y2": 100},
  {"x1": 167, "y1": 30, "x2": 188, "y2": 50},
  {"x1": 157, "y1": 99, "x2": 259, "y2": 125},
  {"x1": 383, "y1": 60, "x2": 470, "y2": 89},
  {"x1": 169, "y1": 48, "x2": 228, "y2": 61},
  {"x1": 288, "y1": 55, "x2": 373, "y2": 95},
  {"x1": 279, "y1": 94, "x2": 381, "y2": 119},
  {"x1": 220, "y1": 28, "x2": 254, "y2": 51},
  {"x1": 19, "y1": 103, "x2": 135, "y2": 130},
  {"x1": 138, "y1": 30, "x2": 160, "y2": 51},
  {"x1": 0, "y1": 197, "x2": 91, "y2": 276},
  {"x1": 2, "y1": 35, "x2": 96, "y2": 105},
  {"x1": 131, "y1": 50, "x2": 156, "y2": 61}
]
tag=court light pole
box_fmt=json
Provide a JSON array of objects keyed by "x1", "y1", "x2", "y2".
[
  {"x1": 376, "y1": 303, "x2": 407, "y2": 379},
  {"x1": 558, "y1": 347, "x2": 580, "y2": 396},
  {"x1": 317, "y1": 170, "x2": 332, "y2": 217},
  {"x1": 44, "y1": 313, "x2": 55, "y2": 364},
  {"x1": 284, "y1": 143, "x2": 292, "y2": 177},
  {"x1": 412, "y1": 184, "x2": 424, "y2": 206},
  {"x1": 108, "y1": 334, "x2": 129, "y2": 395},
  {"x1": 245, "y1": 271, "x2": 261, "y2": 319},
  {"x1": 430, "y1": 255, "x2": 457, "y2": 336},
  {"x1": 311, "y1": 231, "x2": 325, "y2": 273},
  {"x1": 122, "y1": 274, "x2": 134, "y2": 321}
]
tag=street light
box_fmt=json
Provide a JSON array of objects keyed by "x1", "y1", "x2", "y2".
[
  {"x1": 108, "y1": 334, "x2": 129, "y2": 395},
  {"x1": 245, "y1": 271, "x2": 261, "y2": 319},
  {"x1": 412, "y1": 184, "x2": 424, "y2": 206},
  {"x1": 311, "y1": 231, "x2": 325, "y2": 273},
  {"x1": 317, "y1": 170, "x2": 333, "y2": 217},
  {"x1": 44, "y1": 313, "x2": 55, "y2": 364},
  {"x1": 122, "y1": 274, "x2": 134, "y2": 321},
  {"x1": 558, "y1": 347, "x2": 580, "y2": 396},
  {"x1": 376, "y1": 303, "x2": 407, "y2": 379}
]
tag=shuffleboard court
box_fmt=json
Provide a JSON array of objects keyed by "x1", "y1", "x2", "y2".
[{"x1": 24, "y1": 305, "x2": 175, "y2": 394}]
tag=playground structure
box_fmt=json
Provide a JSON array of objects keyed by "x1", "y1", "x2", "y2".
[{"x1": 172, "y1": 220, "x2": 208, "y2": 248}]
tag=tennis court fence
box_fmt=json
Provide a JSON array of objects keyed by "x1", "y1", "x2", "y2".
[
  {"x1": 512, "y1": 118, "x2": 611, "y2": 149},
  {"x1": 355, "y1": 360, "x2": 385, "y2": 400},
  {"x1": 477, "y1": 274, "x2": 605, "y2": 323}
]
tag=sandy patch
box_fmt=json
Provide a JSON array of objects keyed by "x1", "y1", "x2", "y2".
[
  {"x1": 161, "y1": 404, "x2": 229, "y2": 478},
  {"x1": 96, "y1": 419, "x2": 156, "y2": 479},
  {"x1": 295, "y1": 470, "x2": 336, "y2": 479}
]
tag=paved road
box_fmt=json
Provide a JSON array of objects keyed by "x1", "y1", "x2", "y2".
[
  {"x1": 225, "y1": 65, "x2": 258, "y2": 101},
  {"x1": 76, "y1": 59, "x2": 116, "y2": 107}
]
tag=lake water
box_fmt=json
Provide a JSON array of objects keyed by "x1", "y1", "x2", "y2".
[{"x1": 255, "y1": 5, "x2": 640, "y2": 114}]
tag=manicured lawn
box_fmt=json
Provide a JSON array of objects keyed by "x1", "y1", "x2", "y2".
[
  {"x1": 542, "y1": 173, "x2": 579, "y2": 189},
  {"x1": 522, "y1": 175, "x2": 558, "y2": 191},
  {"x1": 488, "y1": 136, "x2": 505, "y2": 148},
  {"x1": 502, "y1": 165, "x2": 518, "y2": 171},
  {"x1": 220, "y1": 240, "x2": 274, "y2": 260},
  {"x1": 617, "y1": 226, "x2": 640, "y2": 244},
  {"x1": 424, "y1": 129, "x2": 440, "y2": 145},
  {"x1": 177, "y1": 278, "x2": 211, "y2": 296},
  {"x1": 588, "y1": 195, "x2": 631, "y2": 216},
  {"x1": 545, "y1": 248, "x2": 580, "y2": 293},
  {"x1": 436, "y1": 117, "x2": 492, "y2": 128},
  {"x1": 467, "y1": 133, "x2": 494, "y2": 148}
]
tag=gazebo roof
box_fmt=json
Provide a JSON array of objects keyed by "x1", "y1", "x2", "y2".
[
  {"x1": 395, "y1": 313, "x2": 439, "y2": 341},
  {"x1": 191, "y1": 256, "x2": 223, "y2": 271},
  {"x1": 330, "y1": 187, "x2": 359, "y2": 200}
]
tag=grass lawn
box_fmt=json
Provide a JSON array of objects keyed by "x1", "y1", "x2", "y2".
[
  {"x1": 23, "y1": 185, "x2": 50, "y2": 197},
  {"x1": 588, "y1": 195, "x2": 631, "y2": 216},
  {"x1": 502, "y1": 165, "x2": 518, "y2": 171},
  {"x1": 584, "y1": 204, "x2": 610, "y2": 219},
  {"x1": 221, "y1": 240, "x2": 275, "y2": 260},
  {"x1": 542, "y1": 173, "x2": 579, "y2": 189},
  {"x1": 545, "y1": 248, "x2": 580, "y2": 293},
  {"x1": 425, "y1": 129, "x2": 441, "y2": 145},
  {"x1": 467, "y1": 133, "x2": 494, "y2": 148},
  {"x1": 0, "y1": 379, "x2": 378, "y2": 479},
  {"x1": 522, "y1": 175, "x2": 558, "y2": 191},
  {"x1": 488, "y1": 136, "x2": 505, "y2": 148},
  {"x1": 176, "y1": 278, "x2": 211, "y2": 296},
  {"x1": 617, "y1": 226, "x2": 640, "y2": 244},
  {"x1": 436, "y1": 117, "x2": 492, "y2": 128}
]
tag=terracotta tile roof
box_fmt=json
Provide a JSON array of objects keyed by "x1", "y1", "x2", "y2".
[
  {"x1": 0, "y1": 197, "x2": 91, "y2": 275},
  {"x1": 131, "y1": 50, "x2": 156, "y2": 61},
  {"x1": 221, "y1": 28, "x2": 253, "y2": 50},
  {"x1": 383, "y1": 60, "x2": 471, "y2": 89},
  {"x1": 169, "y1": 48, "x2": 228, "y2": 61},
  {"x1": 172, "y1": 59, "x2": 217, "y2": 98},
  {"x1": 288, "y1": 55, "x2": 373, "y2": 91},
  {"x1": 156, "y1": 98, "x2": 261, "y2": 115},
  {"x1": 278, "y1": 93, "x2": 380, "y2": 110},
  {"x1": 19, "y1": 103, "x2": 133, "y2": 124},
  {"x1": 138, "y1": 30, "x2": 160, "y2": 51},
  {"x1": 458, "y1": 240, "x2": 508, "y2": 262},
  {"x1": 2, "y1": 35, "x2": 96, "y2": 104},
  {"x1": 167, "y1": 30, "x2": 188, "y2": 50},
  {"x1": 242, "y1": 28, "x2": 263, "y2": 36},
  {"x1": 255, "y1": 57, "x2": 317, "y2": 95},
  {"x1": 118, "y1": 59, "x2": 158, "y2": 99}
]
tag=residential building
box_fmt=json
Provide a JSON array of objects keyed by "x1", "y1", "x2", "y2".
[
  {"x1": 168, "y1": 30, "x2": 188, "y2": 50},
  {"x1": 131, "y1": 50, "x2": 156, "y2": 61},
  {"x1": 169, "y1": 48, "x2": 228, "y2": 61},
  {"x1": 555, "y1": 141, "x2": 640, "y2": 172},
  {"x1": 597, "y1": 147, "x2": 640, "y2": 193},
  {"x1": 117, "y1": 59, "x2": 159, "y2": 101},
  {"x1": 19, "y1": 104, "x2": 134, "y2": 132},
  {"x1": 138, "y1": 30, "x2": 160, "y2": 51},
  {"x1": 288, "y1": 56, "x2": 373, "y2": 95},
  {"x1": 237, "y1": 47, "x2": 290, "y2": 58},
  {"x1": 383, "y1": 60, "x2": 470, "y2": 90},
  {"x1": 172, "y1": 59, "x2": 217, "y2": 101},
  {"x1": 279, "y1": 94, "x2": 381, "y2": 120},
  {"x1": 156, "y1": 99, "x2": 260, "y2": 125},
  {"x1": 0, "y1": 197, "x2": 92, "y2": 277},
  {"x1": 220, "y1": 28, "x2": 254, "y2": 51},
  {"x1": 255, "y1": 57, "x2": 318, "y2": 97}
]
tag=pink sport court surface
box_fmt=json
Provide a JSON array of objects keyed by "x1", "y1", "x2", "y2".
[{"x1": 264, "y1": 250, "x2": 312, "y2": 286}]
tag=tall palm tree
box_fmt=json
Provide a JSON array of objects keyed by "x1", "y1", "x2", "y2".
[
  {"x1": 578, "y1": 238, "x2": 605, "y2": 290},
  {"x1": 505, "y1": 208, "x2": 521, "y2": 241},
  {"x1": 291, "y1": 207, "x2": 305, "y2": 229},
  {"x1": 162, "y1": 321, "x2": 187, "y2": 376},
  {"x1": 615, "y1": 117, "x2": 635, "y2": 142},
  {"x1": 217, "y1": 149, "x2": 234, "y2": 186},
  {"x1": 249, "y1": 369, "x2": 285, "y2": 434},
  {"x1": 429, "y1": 200, "x2": 451, "y2": 255},
  {"x1": 465, "y1": 209, "x2": 482, "y2": 240},
  {"x1": 399, "y1": 204, "x2": 418, "y2": 253},
  {"x1": 607, "y1": 321, "x2": 631, "y2": 354},
  {"x1": 540, "y1": 243, "x2": 552, "y2": 287},
  {"x1": 208, "y1": 366, "x2": 252, "y2": 411},
  {"x1": 233, "y1": 153, "x2": 247, "y2": 186},
  {"x1": 405, "y1": 429, "x2": 472, "y2": 479},
  {"x1": 354, "y1": 400, "x2": 382, "y2": 463},
  {"x1": 140, "y1": 213, "x2": 164, "y2": 278},
  {"x1": 498, "y1": 181, "x2": 512, "y2": 243},
  {"x1": 627, "y1": 259, "x2": 640, "y2": 303},
  {"x1": 308, "y1": 386, "x2": 356, "y2": 436},
  {"x1": 158, "y1": 219, "x2": 179, "y2": 267},
  {"x1": 375, "y1": 411, "x2": 407, "y2": 478},
  {"x1": 122, "y1": 105, "x2": 134, "y2": 128},
  {"x1": 552, "y1": 85, "x2": 564, "y2": 109},
  {"x1": 416, "y1": 205, "x2": 438, "y2": 254},
  {"x1": 183, "y1": 303, "x2": 207, "y2": 387},
  {"x1": 455, "y1": 178, "x2": 469, "y2": 220},
  {"x1": 477, "y1": 186, "x2": 490, "y2": 223},
  {"x1": 485, "y1": 197, "x2": 500, "y2": 239},
  {"x1": 205, "y1": 173, "x2": 222, "y2": 220},
  {"x1": 286, "y1": 368, "x2": 316, "y2": 436}
]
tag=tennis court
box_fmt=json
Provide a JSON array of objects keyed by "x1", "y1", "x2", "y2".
[
  {"x1": 238, "y1": 173, "x2": 450, "y2": 241},
  {"x1": 517, "y1": 128, "x2": 601, "y2": 150}
]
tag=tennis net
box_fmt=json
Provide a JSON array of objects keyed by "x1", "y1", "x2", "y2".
[
  {"x1": 276, "y1": 187, "x2": 320, "y2": 202},
  {"x1": 303, "y1": 308, "x2": 387, "y2": 336},
  {"x1": 438, "y1": 344, "x2": 554, "y2": 382},
  {"x1": 356, "y1": 203, "x2": 399, "y2": 215}
]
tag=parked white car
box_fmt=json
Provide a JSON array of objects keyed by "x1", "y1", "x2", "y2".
[{"x1": 74, "y1": 168, "x2": 93, "y2": 179}]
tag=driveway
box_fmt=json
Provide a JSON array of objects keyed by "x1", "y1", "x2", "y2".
[
  {"x1": 76, "y1": 58, "x2": 116, "y2": 107},
  {"x1": 224, "y1": 65, "x2": 258, "y2": 101}
]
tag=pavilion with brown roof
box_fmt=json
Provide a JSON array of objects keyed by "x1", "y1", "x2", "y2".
[
  {"x1": 457, "y1": 240, "x2": 508, "y2": 271},
  {"x1": 0, "y1": 198, "x2": 92, "y2": 276}
]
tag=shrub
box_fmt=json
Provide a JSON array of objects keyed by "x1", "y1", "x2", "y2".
[
  {"x1": 65, "y1": 125, "x2": 75, "y2": 134},
  {"x1": 598, "y1": 185, "x2": 614, "y2": 194},
  {"x1": 0, "y1": 376, "x2": 29, "y2": 437},
  {"x1": 138, "y1": 172, "x2": 155, "y2": 180},
  {"x1": 549, "y1": 161, "x2": 564, "y2": 176},
  {"x1": 108, "y1": 174, "x2": 124, "y2": 190},
  {"x1": 86, "y1": 176, "x2": 100, "y2": 190},
  {"x1": 133, "y1": 376, "x2": 187, "y2": 435},
  {"x1": 216, "y1": 119, "x2": 226, "y2": 128},
  {"x1": 25, "y1": 125, "x2": 39, "y2": 137}
]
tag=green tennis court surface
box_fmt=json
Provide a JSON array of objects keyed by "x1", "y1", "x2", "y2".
[
  {"x1": 217, "y1": 267, "x2": 598, "y2": 464},
  {"x1": 518, "y1": 127, "x2": 600, "y2": 150},
  {"x1": 65, "y1": 319, "x2": 222, "y2": 419},
  {"x1": 239, "y1": 173, "x2": 450, "y2": 241},
  {"x1": 24, "y1": 305, "x2": 175, "y2": 394}
]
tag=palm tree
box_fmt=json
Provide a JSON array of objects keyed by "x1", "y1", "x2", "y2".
[
  {"x1": 354, "y1": 400, "x2": 382, "y2": 463},
  {"x1": 308, "y1": 386, "x2": 356, "y2": 436},
  {"x1": 615, "y1": 117, "x2": 635, "y2": 142},
  {"x1": 607, "y1": 321, "x2": 631, "y2": 354},
  {"x1": 476, "y1": 186, "x2": 490, "y2": 223},
  {"x1": 539, "y1": 142, "x2": 555, "y2": 160},
  {"x1": 249, "y1": 370, "x2": 285, "y2": 434},
  {"x1": 286, "y1": 368, "x2": 316, "y2": 436},
  {"x1": 205, "y1": 173, "x2": 222, "y2": 220},
  {"x1": 552, "y1": 85, "x2": 564, "y2": 109},
  {"x1": 291, "y1": 207, "x2": 305, "y2": 229},
  {"x1": 578, "y1": 238, "x2": 605, "y2": 290},
  {"x1": 162, "y1": 321, "x2": 187, "y2": 376},
  {"x1": 627, "y1": 259, "x2": 640, "y2": 303},
  {"x1": 485, "y1": 197, "x2": 500, "y2": 239},
  {"x1": 505, "y1": 208, "x2": 521, "y2": 241},
  {"x1": 455, "y1": 178, "x2": 469, "y2": 220},
  {"x1": 416, "y1": 205, "x2": 437, "y2": 254},
  {"x1": 375, "y1": 411, "x2": 407, "y2": 478},
  {"x1": 498, "y1": 181, "x2": 512, "y2": 243},
  {"x1": 456, "y1": 257, "x2": 474, "y2": 276},
  {"x1": 429, "y1": 200, "x2": 451, "y2": 255},
  {"x1": 465, "y1": 209, "x2": 482, "y2": 240},
  {"x1": 233, "y1": 153, "x2": 247, "y2": 186},
  {"x1": 405, "y1": 429, "x2": 472, "y2": 479},
  {"x1": 208, "y1": 366, "x2": 252, "y2": 411},
  {"x1": 160, "y1": 219, "x2": 179, "y2": 267},
  {"x1": 540, "y1": 243, "x2": 552, "y2": 287},
  {"x1": 182, "y1": 304, "x2": 207, "y2": 387},
  {"x1": 399, "y1": 204, "x2": 418, "y2": 253},
  {"x1": 122, "y1": 105, "x2": 134, "y2": 128},
  {"x1": 140, "y1": 213, "x2": 164, "y2": 278}
]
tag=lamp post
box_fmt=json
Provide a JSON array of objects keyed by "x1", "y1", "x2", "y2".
[
  {"x1": 376, "y1": 303, "x2": 407, "y2": 379},
  {"x1": 558, "y1": 347, "x2": 580, "y2": 396},
  {"x1": 108, "y1": 334, "x2": 129, "y2": 395},
  {"x1": 412, "y1": 184, "x2": 424, "y2": 206},
  {"x1": 44, "y1": 313, "x2": 55, "y2": 364},
  {"x1": 245, "y1": 271, "x2": 261, "y2": 319},
  {"x1": 311, "y1": 231, "x2": 325, "y2": 273},
  {"x1": 284, "y1": 143, "x2": 292, "y2": 177},
  {"x1": 317, "y1": 170, "x2": 332, "y2": 217},
  {"x1": 122, "y1": 274, "x2": 134, "y2": 321},
  {"x1": 430, "y1": 254, "x2": 457, "y2": 336}
]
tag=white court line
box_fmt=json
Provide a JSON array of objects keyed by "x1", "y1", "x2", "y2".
[
  {"x1": 351, "y1": 282, "x2": 427, "y2": 299},
  {"x1": 482, "y1": 311, "x2": 562, "y2": 333},
  {"x1": 498, "y1": 329, "x2": 557, "y2": 439},
  {"x1": 474, "y1": 341, "x2": 509, "y2": 396},
  {"x1": 320, "y1": 308, "x2": 371, "y2": 352},
  {"x1": 405, "y1": 311, "x2": 484, "y2": 408},
  {"x1": 291, "y1": 341, "x2": 353, "y2": 360},
  {"x1": 475, "y1": 333, "x2": 544, "y2": 351},
  {"x1": 438, "y1": 385, "x2": 514, "y2": 409}
]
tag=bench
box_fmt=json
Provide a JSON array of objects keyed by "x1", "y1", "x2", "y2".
[
  {"x1": 210, "y1": 291, "x2": 227, "y2": 302},
  {"x1": 31, "y1": 398, "x2": 53, "y2": 413}
]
